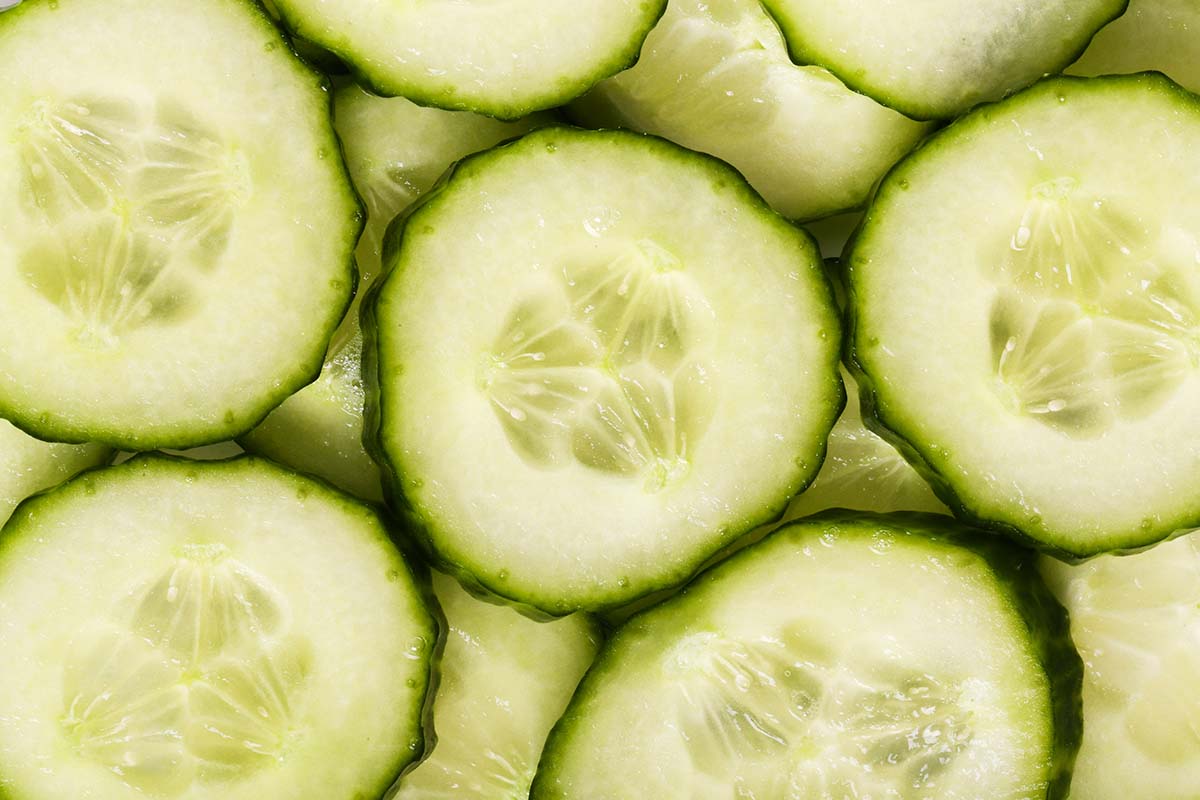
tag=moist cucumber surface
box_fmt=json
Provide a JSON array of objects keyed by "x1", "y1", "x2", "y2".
[
  {"x1": 1070, "y1": 0, "x2": 1200, "y2": 93},
  {"x1": 241, "y1": 85, "x2": 550, "y2": 503},
  {"x1": 1041, "y1": 535, "x2": 1200, "y2": 800},
  {"x1": 0, "y1": 0, "x2": 358, "y2": 450},
  {"x1": 848, "y1": 74, "x2": 1200, "y2": 557},
  {"x1": 533, "y1": 511, "x2": 1081, "y2": 799},
  {"x1": 368, "y1": 126, "x2": 842, "y2": 614},
  {"x1": 570, "y1": 0, "x2": 930, "y2": 221},
  {"x1": 270, "y1": 0, "x2": 666, "y2": 119},
  {"x1": 390, "y1": 572, "x2": 599, "y2": 799},
  {"x1": 0, "y1": 419, "x2": 109, "y2": 526},
  {"x1": 0, "y1": 455, "x2": 435, "y2": 800},
  {"x1": 760, "y1": 0, "x2": 1127, "y2": 119}
]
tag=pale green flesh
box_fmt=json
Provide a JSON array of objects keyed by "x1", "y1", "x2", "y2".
[
  {"x1": 850, "y1": 75, "x2": 1200, "y2": 554},
  {"x1": 761, "y1": 0, "x2": 1125, "y2": 119},
  {"x1": 242, "y1": 85, "x2": 549, "y2": 502},
  {"x1": 0, "y1": 418, "x2": 109, "y2": 526},
  {"x1": 271, "y1": 0, "x2": 665, "y2": 118},
  {"x1": 374, "y1": 128, "x2": 841, "y2": 612},
  {"x1": 389, "y1": 573, "x2": 598, "y2": 800},
  {"x1": 0, "y1": 0, "x2": 356, "y2": 449},
  {"x1": 1070, "y1": 0, "x2": 1200, "y2": 94},
  {"x1": 572, "y1": 0, "x2": 930, "y2": 221},
  {"x1": 1041, "y1": 534, "x2": 1200, "y2": 799},
  {"x1": 784, "y1": 370, "x2": 947, "y2": 519},
  {"x1": 536, "y1": 517, "x2": 1056, "y2": 799},
  {"x1": 0, "y1": 456, "x2": 433, "y2": 800}
]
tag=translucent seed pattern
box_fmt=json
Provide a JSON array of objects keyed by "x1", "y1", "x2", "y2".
[
  {"x1": 17, "y1": 97, "x2": 247, "y2": 345},
  {"x1": 61, "y1": 544, "x2": 310, "y2": 794},
  {"x1": 668, "y1": 632, "x2": 973, "y2": 797},
  {"x1": 991, "y1": 177, "x2": 1199, "y2": 435},
  {"x1": 484, "y1": 239, "x2": 717, "y2": 491}
]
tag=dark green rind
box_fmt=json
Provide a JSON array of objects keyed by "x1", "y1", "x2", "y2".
[
  {"x1": 531, "y1": 510, "x2": 1083, "y2": 800},
  {"x1": 759, "y1": 0, "x2": 1129, "y2": 121},
  {"x1": 0, "y1": 453, "x2": 439, "y2": 800},
  {"x1": 363, "y1": 125, "x2": 844, "y2": 616},
  {"x1": 269, "y1": 1, "x2": 668, "y2": 121},
  {"x1": 845, "y1": 72, "x2": 1200, "y2": 560},
  {"x1": 0, "y1": 0, "x2": 362, "y2": 452}
]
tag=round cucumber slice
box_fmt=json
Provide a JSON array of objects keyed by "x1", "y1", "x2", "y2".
[
  {"x1": 368, "y1": 126, "x2": 842, "y2": 614},
  {"x1": 571, "y1": 0, "x2": 930, "y2": 221},
  {"x1": 1041, "y1": 535, "x2": 1200, "y2": 799},
  {"x1": 0, "y1": 455, "x2": 435, "y2": 800},
  {"x1": 533, "y1": 512, "x2": 1081, "y2": 799},
  {"x1": 0, "y1": 0, "x2": 358, "y2": 450},
  {"x1": 848, "y1": 74, "x2": 1200, "y2": 557},
  {"x1": 270, "y1": 0, "x2": 666, "y2": 119},
  {"x1": 760, "y1": 0, "x2": 1127, "y2": 119},
  {"x1": 0, "y1": 418, "x2": 109, "y2": 526},
  {"x1": 1042, "y1": 536, "x2": 1200, "y2": 799},
  {"x1": 391, "y1": 572, "x2": 600, "y2": 799},
  {"x1": 1070, "y1": 0, "x2": 1200, "y2": 94},
  {"x1": 241, "y1": 85, "x2": 551, "y2": 503},
  {"x1": 785, "y1": 369, "x2": 947, "y2": 519}
]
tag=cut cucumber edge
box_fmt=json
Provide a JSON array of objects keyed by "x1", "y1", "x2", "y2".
[
  {"x1": 270, "y1": 3, "x2": 668, "y2": 120},
  {"x1": 0, "y1": 0, "x2": 364, "y2": 451},
  {"x1": 759, "y1": 0, "x2": 1130, "y2": 120},
  {"x1": 362, "y1": 126, "x2": 845, "y2": 615},
  {"x1": 845, "y1": 72, "x2": 1200, "y2": 559},
  {"x1": 0, "y1": 451, "x2": 441, "y2": 800},
  {"x1": 531, "y1": 510, "x2": 1083, "y2": 799}
]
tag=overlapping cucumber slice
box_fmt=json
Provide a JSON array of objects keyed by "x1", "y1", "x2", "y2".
[
  {"x1": 0, "y1": 455, "x2": 435, "y2": 800},
  {"x1": 368, "y1": 126, "x2": 842, "y2": 613},
  {"x1": 0, "y1": 0, "x2": 358, "y2": 449},
  {"x1": 760, "y1": 0, "x2": 1126, "y2": 119},
  {"x1": 533, "y1": 512, "x2": 1081, "y2": 799},
  {"x1": 241, "y1": 85, "x2": 550, "y2": 502},
  {"x1": 571, "y1": 0, "x2": 930, "y2": 221},
  {"x1": 390, "y1": 573, "x2": 599, "y2": 799},
  {"x1": 1042, "y1": 535, "x2": 1200, "y2": 799},
  {"x1": 848, "y1": 74, "x2": 1200, "y2": 556},
  {"x1": 0, "y1": 419, "x2": 109, "y2": 525},
  {"x1": 1070, "y1": 0, "x2": 1200, "y2": 93}
]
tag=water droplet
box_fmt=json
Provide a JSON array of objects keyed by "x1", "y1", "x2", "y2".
[
  {"x1": 545, "y1": 143, "x2": 558, "y2": 153},
  {"x1": 409, "y1": 478, "x2": 424, "y2": 490},
  {"x1": 386, "y1": 569, "x2": 401, "y2": 583},
  {"x1": 897, "y1": 178, "x2": 910, "y2": 190},
  {"x1": 498, "y1": 569, "x2": 510, "y2": 581},
  {"x1": 405, "y1": 678, "x2": 417, "y2": 688},
  {"x1": 618, "y1": 577, "x2": 630, "y2": 588}
]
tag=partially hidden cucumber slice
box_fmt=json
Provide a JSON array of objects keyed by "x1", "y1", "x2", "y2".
[
  {"x1": 0, "y1": 418, "x2": 109, "y2": 526},
  {"x1": 1041, "y1": 535, "x2": 1200, "y2": 799},
  {"x1": 0, "y1": 0, "x2": 358, "y2": 450},
  {"x1": 368, "y1": 126, "x2": 843, "y2": 614},
  {"x1": 760, "y1": 0, "x2": 1127, "y2": 119},
  {"x1": 571, "y1": 0, "x2": 931, "y2": 221},
  {"x1": 532, "y1": 511, "x2": 1081, "y2": 799},
  {"x1": 391, "y1": 573, "x2": 600, "y2": 799},
  {"x1": 848, "y1": 74, "x2": 1200, "y2": 557},
  {"x1": 785, "y1": 369, "x2": 947, "y2": 519},
  {"x1": 240, "y1": 85, "x2": 550, "y2": 503},
  {"x1": 270, "y1": 0, "x2": 666, "y2": 119},
  {"x1": 0, "y1": 455, "x2": 435, "y2": 800},
  {"x1": 1070, "y1": 0, "x2": 1200, "y2": 93}
]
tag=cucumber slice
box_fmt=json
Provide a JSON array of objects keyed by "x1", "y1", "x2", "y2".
[
  {"x1": 368, "y1": 126, "x2": 842, "y2": 614},
  {"x1": 759, "y1": 0, "x2": 1127, "y2": 119},
  {"x1": 0, "y1": 419, "x2": 109, "y2": 525},
  {"x1": 0, "y1": 455, "x2": 435, "y2": 800},
  {"x1": 391, "y1": 572, "x2": 600, "y2": 799},
  {"x1": 0, "y1": 0, "x2": 358, "y2": 450},
  {"x1": 785, "y1": 369, "x2": 947, "y2": 519},
  {"x1": 241, "y1": 86, "x2": 550, "y2": 503},
  {"x1": 270, "y1": 0, "x2": 666, "y2": 119},
  {"x1": 571, "y1": 0, "x2": 930, "y2": 221},
  {"x1": 533, "y1": 512, "x2": 1081, "y2": 799},
  {"x1": 1041, "y1": 535, "x2": 1200, "y2": 800},
  {"x1": 1070, "y1": 0, "x2": 1200, "y2": 93},
  {"x1": 848, "y1": 74, "x2": 1200, "y2": 557}
]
